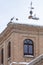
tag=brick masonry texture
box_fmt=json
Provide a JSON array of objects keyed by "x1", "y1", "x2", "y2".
[{"x1": 0, "y1": 22, "x2": 43, "y2": 65}]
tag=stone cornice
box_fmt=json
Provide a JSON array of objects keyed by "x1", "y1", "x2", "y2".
[
  {"x1": 0, "y1": 22, "x2": 43, "y2": 43},
  {"x1": 28, "y1": 54, "x2": 43, "y2": 65},
  {"x1": 10, "y1": 54, "x2": 43, "y2": 65}
]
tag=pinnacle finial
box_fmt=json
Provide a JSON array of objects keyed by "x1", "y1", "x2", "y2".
[
  {"x1": 31, "y1": 1, "x2": 32, "y2": 6},
  {"x1": 28, "y1": 2, "x2": 39, "y2": 20}
]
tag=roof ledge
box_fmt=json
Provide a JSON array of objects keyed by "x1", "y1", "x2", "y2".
[{"x1": 7, "y1": 22, "x2": 14, "y2": 26}]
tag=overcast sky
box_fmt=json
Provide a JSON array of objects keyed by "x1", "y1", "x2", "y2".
[{"x1": 0, "y1": 0, "x2": 43, "y2": 33}]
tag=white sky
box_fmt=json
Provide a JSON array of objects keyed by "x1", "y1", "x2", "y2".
[{"x1": 0, "y1": 0, "x2": 43, "y2": 33}]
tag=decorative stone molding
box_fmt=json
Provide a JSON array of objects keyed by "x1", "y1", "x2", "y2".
[
  {"x1": 10, "y1": 54, "x2": 43, "y2": 65},
  {"x1": 0, "y1": 22, "x2": 43, "y2": 43},
  {"x1": 28, "y1": 54, "x2": 43, "y2": 65}
]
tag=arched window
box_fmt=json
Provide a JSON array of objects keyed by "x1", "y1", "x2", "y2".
[
  {"x1": 24, "y1": 39, "x2": 34, "y2": 56},
  {"x1": 8, "y1": 42, "x2": 11, "y2": 58},
  {"x1": 1, "y1": 48, "x2": 3, "y2": 64}
]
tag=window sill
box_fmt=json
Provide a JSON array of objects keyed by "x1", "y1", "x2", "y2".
[{"x1": 24, "y1": 55, "x2": 34, "y2": 58}]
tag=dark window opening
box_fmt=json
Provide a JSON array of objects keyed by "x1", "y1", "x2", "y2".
[
  {"x1": 1, "y1": 48, "x2": 3, "y2": 64},
  {"x1": 8, "y1": 42, "x2": 11, "y2": 58}
]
